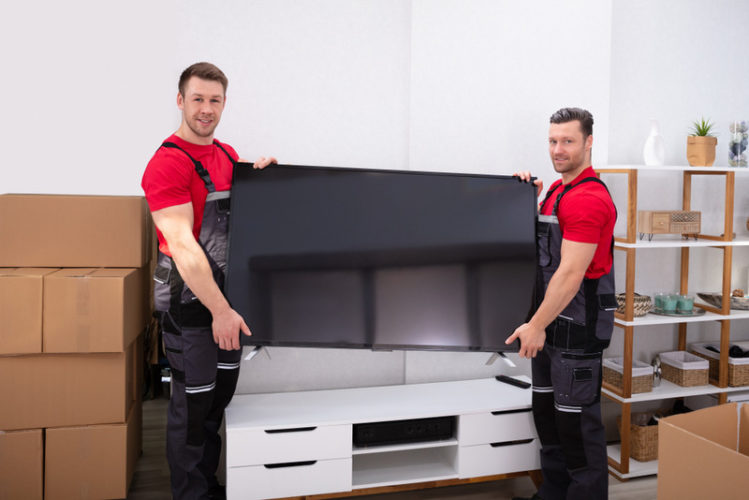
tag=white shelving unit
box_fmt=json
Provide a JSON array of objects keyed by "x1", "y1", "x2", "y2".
[
  {"x1": 224, "y1": 377, "x2": 541, "y2": 499},
  {"x1": 598, "y1": 164, "x2": 749, "y2": 480}
]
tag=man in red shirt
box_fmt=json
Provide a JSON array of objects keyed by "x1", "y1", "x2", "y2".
[
  {"x1": 142, "y1": 62, "x2": 276, "y2": 500},
  {"x1": 509, "y1": 108, "x2": 616, "y2": 500}
]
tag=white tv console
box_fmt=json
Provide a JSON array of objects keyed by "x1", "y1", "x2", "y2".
[{"x1": 225, "y1": 377, "x2": 541, "y2": 500}]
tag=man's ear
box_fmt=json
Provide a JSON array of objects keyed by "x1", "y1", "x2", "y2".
[
  {"x1": 177, "y1": 92, "x2": 184, "y2": 110},
  {"x1": 585, "y1": 133, "x2": 593, "y2": 152}
]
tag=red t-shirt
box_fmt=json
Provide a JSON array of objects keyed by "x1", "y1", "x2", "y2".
[
  {"x1": 539, "y1": 166, "x2": 616, "y2": 279},
  {"x1": 141, "y1": 134, "x2": 238, "y2": 256}
]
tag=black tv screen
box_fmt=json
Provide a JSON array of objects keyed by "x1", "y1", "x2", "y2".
[{"x1": 225, "y1": 164, "x2": 536, "y2": 352}]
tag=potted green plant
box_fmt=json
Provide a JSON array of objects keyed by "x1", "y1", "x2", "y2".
[{"x1": 687, "y1": 117, "x2": 717, "y2": 166}]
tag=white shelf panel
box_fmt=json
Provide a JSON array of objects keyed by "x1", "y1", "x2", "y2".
[
  {"x1": 598, "y1": 164, "x2": 749, "y2": 173},
  {"x1": 607, "y1": 444, "x2": 657, "y2": 479},
  {"x1": 614, "y1": 308, "x2": 749, "y2": 327},
  {"x1": 602, "y1": 378, "x2": 749, "y2": 403},
  {"x1": 613, "y1": 235, "x2": 749, "y2": 249},
  {"x1": 227, "y1": 377, "x2": 532, "y2": 431},
  {"x1": 352, "y1": 448, "x2": 457, "y2": 489},
  {"x1": 353, "y1": 438, "x2": 457, "y2": 455}
]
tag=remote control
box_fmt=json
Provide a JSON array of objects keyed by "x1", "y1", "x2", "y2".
[{"x1": 495, "y1": 374, "x2": 531, "y2": 389}]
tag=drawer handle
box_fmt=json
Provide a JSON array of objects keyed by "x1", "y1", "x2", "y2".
[
  {"x1": 264, "y1": 460, "x2": 317, "y2": 469},
  {"x1": 490, "y1": 438, "x2": 534, "y2": 448},
  {"x1": 490, "y1": 409, "x2": 531, "y2": 416},
  {"x1": 264, "y1": 426, "x2": 317, "y2": 434}
]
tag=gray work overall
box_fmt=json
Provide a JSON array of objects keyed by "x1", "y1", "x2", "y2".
[
  {"x1": 532, "y1": 178, "x2": 616, "y2": 500},
  {"x1": 153, "y1": 141, "x2": 241, "y2": 500}
]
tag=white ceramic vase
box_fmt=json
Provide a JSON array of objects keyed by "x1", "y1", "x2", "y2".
[{"x1": 643, "y1": 119, "x2": 665, "y2": 166}]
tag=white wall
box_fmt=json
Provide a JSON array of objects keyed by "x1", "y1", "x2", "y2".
[
  {"x1": 4, "y1": 0, "x2": 749, "y2": 397},
  {"x1": 1, "y1": 0, "x2": 179, "y2": 195}
]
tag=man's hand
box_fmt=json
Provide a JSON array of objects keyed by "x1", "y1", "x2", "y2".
[
  {"x1": 238, "y1": 156, "x2": 278, "y2": 169},
  {"x1": 513, "y1": 171, "x2": 543, "y2": 198},
  {"x1": 212, "y1": 306, "x2": 252, "y2": 351},
  {"x1": 505, "y1": 322, "x2": 546, "y2": 358}
]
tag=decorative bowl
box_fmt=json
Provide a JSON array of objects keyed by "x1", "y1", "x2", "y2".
[
  {"x1": 616, "y1": 293, "x2": 652, "y2": 317},
  {"x1": 697, "y1": 292, "x2": 749, "y2": 310}
]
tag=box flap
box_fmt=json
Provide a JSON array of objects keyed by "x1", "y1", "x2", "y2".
[
  {"x1": 89, "y1": 268, "x2": 138, "y2": 279},
  {"x1": 659, "y1": 414, "x2": 749, "y2": 498},
  {"x1": 47, "y1": 268, "x2": 97, "y2": 278},
  {"x1": 0, "y1": 268, "x2": 58, "y2": 277},
  {"x1": 661, "y1": 403, "x2": 738, "y2": 449},
  {"x1": 740, "y1": 404, "x2": 749, "y2": 457}
]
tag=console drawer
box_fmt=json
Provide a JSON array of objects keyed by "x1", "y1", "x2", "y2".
[
  {"x1": 227, "y1": 457, "x2": 352, "y2": 500},
  {"x1": 227, "y1": 424, "x2": 352, "y2": 466},
  {"x1": 459, "y1": 409, "x2": 535, "y2": 446},
  {"x1": 458, "y1": 439, "x2": 540, "y2": 478}
]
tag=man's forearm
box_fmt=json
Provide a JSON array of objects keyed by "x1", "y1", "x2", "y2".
[
  {"x1": 528, "y1": 267, "x2": 584, "y2": 331},
  {"x1": 169, "y1": 239, "x2": 230, "y2": 316}
]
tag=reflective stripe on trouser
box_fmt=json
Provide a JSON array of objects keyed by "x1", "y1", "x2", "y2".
[
  {"x1": 531, "y1": 344, "x2": 607, "y2": 500},
  {"x1": 161, "y1": 312, "x2": 242, "y2": 500}
]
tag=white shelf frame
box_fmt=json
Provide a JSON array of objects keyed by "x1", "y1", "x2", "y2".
[
  {"x1": 351, "y1": 447, "x2": 458, "y2": 489},
  {"x1": 602, "y1": 378, "x2": 749, "y2": 404},
  {"x1": 606, "y1": 444, "x2": 657, "y2": 479},
  {"x1": 597, "y1": 164, "x2": 749, "y2": 173},
  {"x1": 599, "y1": 165, "x2": 744, "y2": 479},
  {"x1": 352, "y1": 438, "x2": 458, "y2": 455}
]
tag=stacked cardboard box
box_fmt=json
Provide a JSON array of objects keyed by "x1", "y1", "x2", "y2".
[{"x1": 0, "y1": 194, "x2": 152, "y2": 500}]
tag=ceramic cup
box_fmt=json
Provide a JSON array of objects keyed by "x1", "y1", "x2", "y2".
[
  {"x1": 677, "y1": 294, "x2": 694, "y2": 314},
  {"x1": 654, "y1": 293, "x2": 679, "y2": 313}
]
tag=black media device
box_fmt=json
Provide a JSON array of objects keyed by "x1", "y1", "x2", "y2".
[
  {"x1": 495, "y1": 374, "x2": 531, "y2": 389},
  {"x1": 226, "y1": 164, "x2": 537, "y2": 352},
  {"x1": 353, "y1": 416, "x2": 455, "y2": 447}
]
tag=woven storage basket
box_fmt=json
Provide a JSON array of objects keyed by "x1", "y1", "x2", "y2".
[
  {"x1": 616, "y1": 293, "x2": 652, "y2": 317},
  {"x1": 660, "y1": 351, "x2": 709, "y2": 387},
  {"x1": 689, "y1": 342, "x2": 749, "y2": 386},
  {"x1": 603, "y1": 358, "x2": 653, "y2": 393},
  {"x1": 617, "y1": 413, "x2": 658, "y2": 462}
]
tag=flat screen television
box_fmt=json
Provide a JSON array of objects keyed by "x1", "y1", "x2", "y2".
[{"x1": 225, "y1": 164, "x2": 537, "y2": 352}]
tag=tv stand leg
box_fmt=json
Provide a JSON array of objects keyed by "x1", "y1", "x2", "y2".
[
  {"x1": 244, "y1": 345, "x2": 271, "y2": 362},
  {"x1": 485, "y1": 351, "x2": 517, "y2": 368}
]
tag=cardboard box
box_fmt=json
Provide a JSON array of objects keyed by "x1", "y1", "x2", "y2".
[
  {"x1": 0, "y1": 268, "x2": 58, "y2": 355},
  {"x1": 0, "y1": 428, "x2": 43, "y2": 500},
  {"x1": 45, "y1": 400, "x2": 142, "y2": 500},
  {"x1": 658, "y1": 402, "x2": 749, "y2": 499},
  {"x1": 0, "y1": 194, "x2": 151, "y2": 268},
  {"x1": 43, "y1": 267, "x2": 146, "y2": 353},
  {"x1": 0, "y1": 337, "x2": 138, "y2": 431}
]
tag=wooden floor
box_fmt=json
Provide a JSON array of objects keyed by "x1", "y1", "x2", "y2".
[{"x1": 127, "y1": 398, "x2": 657, "y2": 500}]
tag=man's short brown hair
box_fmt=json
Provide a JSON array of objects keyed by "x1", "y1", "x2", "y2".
[
  {"x1": 178, "y1": 62, "x2": 228, "y2": 96},
  {"x1": 550, "y1": 107, "x2": 594, "y2": 138}
]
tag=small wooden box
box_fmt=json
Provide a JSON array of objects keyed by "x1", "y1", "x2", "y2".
[{"x1": 638, "y1": 210, "x2": 700, "y2": 239}]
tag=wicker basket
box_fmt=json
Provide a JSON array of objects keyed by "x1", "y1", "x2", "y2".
[
  {"x1": 617, "y1": 413, "x2": 658, "y2": 462},
  {"x1": 660, "y1": 351, "x2": 709, "y2": 387},
  {"x1": 689, "y1": 342, "x2": 749, "y2": 386},
  {"x1": 603, "y1": 357, "x2": 653, "y2": 393},
  {"x1": 616, "y1": 293, "x2": 652, "y2": 317}
]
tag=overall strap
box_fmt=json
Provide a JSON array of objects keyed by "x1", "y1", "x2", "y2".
[
  {"x1": 552, "y1": 176, "x2": 616, "y2": 219},
  {"x1": 212, "y1": 140, "x2": 236, "y2": 164},
  {"x1": 161, "y1": 141, "x2": 216, "y2": 193},
  {"x1": 554, "y1": 176, "x2": 618, "y2": 255},
  {"x1": 539, "y1": 182, "x2": 562, "y2": 214}
]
